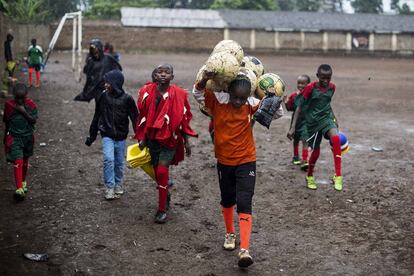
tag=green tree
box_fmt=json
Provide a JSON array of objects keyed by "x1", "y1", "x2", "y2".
[
  {"x1": 400, "y1": 3, "x2": 414, "y2": 14},
  {"x1": 277, "y1": 0, "x2": 295, "y2": 11},
  {"x1": 350, "y1": 0, "x2": 383, "y2": 13},
  {"x1": 0, "y1": 0, "x2": 50, "y2": 23},
  {"x1": 390, "y1": 0, "x2": 413, "y2": 15},
  {"x1": 211, "y1": 0, "x2": 279, "y2": 10},
  {"x1": 296, "y1": 0, "x2": 321, "y2": 12},
  {"x1": 84, "y1": 0, "x2": 159, "y2": 19}
]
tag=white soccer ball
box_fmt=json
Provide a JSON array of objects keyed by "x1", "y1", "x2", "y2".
[
  {"x1": 255, "y1": 73, "x2": 286, "y2": 99},
  {"x1": 196, "y1": 65, "x2": 228, "y2": 92},
  {"x1": 205, "y1": 51, "x2": 240, "y2": 84},
  {"x1": 237, "y1": 67, "x2": 257, "y2": 95},
  {"x1": 212, "y1": 40, "x2": 244, "y2": 64},
  {"x1": 241, "y1": 56, "x2": 265, "y2": 78}
]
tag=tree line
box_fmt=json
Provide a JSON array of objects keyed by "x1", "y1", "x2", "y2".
[{"x1": 1, "y1": 0, "x2": 412, "y2": 23}]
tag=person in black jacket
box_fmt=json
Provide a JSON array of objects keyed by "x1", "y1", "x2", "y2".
[
  {"x1": 74, "y1": 39, "x2": 121, "y2": 102},
  {"x1": 85, "y1": 69, "x2": 138, "y2": 200}
]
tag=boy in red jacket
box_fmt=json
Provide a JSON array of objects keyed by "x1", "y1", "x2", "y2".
[{"x1": 135, "y1": 64, "x2": 197, "y2": 223}]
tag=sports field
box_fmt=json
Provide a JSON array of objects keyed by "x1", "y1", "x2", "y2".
[{"x1": 0, "y1": 52, "x2": 413, "y2": 275}]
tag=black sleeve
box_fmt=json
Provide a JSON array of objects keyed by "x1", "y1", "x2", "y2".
[
  {"x1": 89, "y1": 97, "x2": 102, "y2": 140},
  {"x1": 127, "y1": 95, "x2": 138, "y2": 132}
]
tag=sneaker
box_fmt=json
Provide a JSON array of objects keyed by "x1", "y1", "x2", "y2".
[
  {"x1": 238, "y1": 249, "x2": 254, "y2": 268},
  {"x1": 223, "y1": 233, "x2": 236, "y2": 251},
  {"x1": 104, "y1": 188, "x2": 115, "y2": 200},
  {"x1": 292, "y1": 156, "x2": 301, "y2": 165},
  {"x1": 300, "y1": 161, "x2": 309, "y2": 171},
  {"x1": 306, "y1": 176, "x2": 317, "y2": 190},
  {"x1": 154, "y1": 211, "x2": 167, "y2": 224},
  {"x1": 114, "y1": 185, "x2": 124, "y2": 195},
  {"x1": 332, "y1": 175, "x2": 343, "y2": 191},
  {"x1": 14, "y1": 188, "x2": 25, "y2": 200},
  {"x1": 22, "y1": 181, "x2": 28, "y2": 193}
]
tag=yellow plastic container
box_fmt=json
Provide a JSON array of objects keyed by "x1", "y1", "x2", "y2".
[{"x1": 126, "y1": 144, "x2": 155, "y2": 180}]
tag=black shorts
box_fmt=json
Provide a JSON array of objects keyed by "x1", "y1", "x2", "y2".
[
  {"x1": 29, "y1": 64, "x2": 41, "y2": 71},
  {"x1": 217, "y1": 161, "x2": 256, "y2": 214}
]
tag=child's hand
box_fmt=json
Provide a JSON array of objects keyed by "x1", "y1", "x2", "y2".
[
  {"x1": 14, "y1": 105, "x2": 26, "y2": 114},
  {"x1": 85, "y1": 137, "x2": 94, "y2": 146},
  {"x1": 184, "y1": 141, "x2": 191, "y2": 157},
  {"x1": 202, "y1": 71, "x2": 215, "y2": 80},
  {"x1": 287, "y1": 128, "x2": 295, "y2": 140},
  {"x1": 138, "y1": 139, "x2": 147, "y2": 150}
]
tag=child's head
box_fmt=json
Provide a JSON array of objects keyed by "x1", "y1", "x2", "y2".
[
  {"x1": 228, "y1": 77, "x2": 251, "y2": 109},
  {"x1": 154, "y1": 64, "x2": 174, "y2": 85},
  {"x1": 297, "y1": 74, "x2": 311, "y2": 92},
  {"x1": 7, "y1": 33, "x2": 13, "y2": 41},
  {"x1": 316, "y1": 64, "x2": 332, "y2": 88},
  {"x1": 31, "y1": 38, "x2": 37, "y2": 46},
  {"x1": 13, "y1": 83, "x2": 28, "y2": 105},
  {"x1": 104, "y1": 70, "x2": 124, "y2": 95}
]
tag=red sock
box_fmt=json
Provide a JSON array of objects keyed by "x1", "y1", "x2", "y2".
[
  {"x1": 302, "y1": 147, "x2": 308, "y2": 161},
  {"x1": 330, "y1": 135, "x2": 342, "y2": 176},
  {"x1": 222, "y1": 206, "x2": 235, "y2": 234},
  {"x1": 293, "y1": 142, "x2": 299, "y2": 157},
  {"x1": 14, "y1": 159, "x2": 24, "y2": 189},
  {"x1": 239, "y1": 213, "x2": 252, "y2": 250},
  {"x1": 307, "y1": 148, "x2": 320, "y2": 176},
  {"x1": 28, "y1": 68, "x2": 33, "y2": 86},
  {"x1": 35, "y1": 71, "x2": 41, "y2": 85},
  {"x1": 155, "y1": 165, "x2": 169, "y2": 212},
  {"x1": 23, "y1": 158, "x2": 29, "y2": 181}
]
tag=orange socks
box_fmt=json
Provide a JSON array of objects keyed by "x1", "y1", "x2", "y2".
[
  {"x1": 222, "y1": 206, "x2": 235, "y2": 233},
  {"x1": 239, "y1": 213, "x2": 252, "y2": 250}
]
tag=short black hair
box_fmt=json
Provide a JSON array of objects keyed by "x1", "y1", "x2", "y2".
[
  {"x1": 31, "y1": 38, "x2": 37, "y2": 45},
  {"x1": 13, "y1": 83, "x2": 28, "y2": 96},
  {"x1": 228, "y1": 77, "x2": 251, "y2": 95},
  {"x1": 7, "y1": 33, "x2": 13, "y2": 41},
  {"x1": 299, "y1": 74, "x2": 311, "y2": 83},
  {"x1": 157, "y1": 63, "x2": 174, "y2": 73},
  {"x1": 317, "y1": 64, "x2": 332, "y2": 73},
  {"x1": 151, "y1": 68, "x2": 157, "y2": 82}
]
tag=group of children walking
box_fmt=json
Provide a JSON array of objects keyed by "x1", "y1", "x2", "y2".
[{"x1": 3, "y1": 39, "x2": 344, "y2": 267}]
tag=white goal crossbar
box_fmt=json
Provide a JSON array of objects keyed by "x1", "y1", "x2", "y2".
[{"x1": 44, "y1": 11, "x2": 82, "y2": 82}]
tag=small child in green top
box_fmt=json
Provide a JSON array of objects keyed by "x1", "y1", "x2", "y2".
[
  {"x1": 27, "y1": 38, "x2": 43, "y2": 88},
  {"x1": 3, "y1": 83, "x2": 38, "y2": 199},
  {"x1": 288, "y1": 64, "x2": 343, "y2": 191}
]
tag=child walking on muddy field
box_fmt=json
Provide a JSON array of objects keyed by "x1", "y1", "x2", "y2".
[
  {"x1": 288, "y1": 64, "x2": 343, "y2": 191},
  {"x1": 135, "y1": 64, "x2": 197, "y2": 224},
  {"x1": 3, "y1": 83, "x2": 38, "y2": 200},
  {"x1": 85, "y1": 70, "x2": 138, "y2": 200},
  {"x1": 284, "y1": 74, "x2": 310, "y2": 170},
  {"x1": 193, "y1": 72, "x2": 283, "y2": 268}
]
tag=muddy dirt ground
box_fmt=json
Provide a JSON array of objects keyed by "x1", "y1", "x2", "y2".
[{"x1": 0, "y1": 52, "x2": 413, "y2": 276}]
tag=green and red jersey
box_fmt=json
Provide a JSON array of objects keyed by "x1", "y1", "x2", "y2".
[
  {"x1": 27, "y1": 45, "x2": 43, "y2": 66},
  {"x1": 297, "y1": 81, "x2": 336, "y2": 135},
  {"x1": 3, "y1": 99, "x2": 38, "y2": 136}
]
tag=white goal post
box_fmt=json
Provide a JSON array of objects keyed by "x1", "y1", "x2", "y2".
[{"x1": 44, "y1": 11, "x2": 82, "y2": 82}]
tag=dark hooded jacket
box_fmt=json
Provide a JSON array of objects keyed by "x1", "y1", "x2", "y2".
[
  {"x1": 75, "y1": 39, "x2": 122, "y2": 102},
  {"x1": 88, "y1": 70, "x2": 138, "y2": 141}
]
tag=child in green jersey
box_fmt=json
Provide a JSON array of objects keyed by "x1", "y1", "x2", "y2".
[
  {"x1": 27, "y1": 38, "x2": 43, "y2": 88},
  {"x1": 287, "y1": 64, "x2": 343, "y2": 191}
]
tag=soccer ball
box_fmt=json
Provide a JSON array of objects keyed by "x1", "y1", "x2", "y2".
[
  {"x1": 212, "y1": 40, "x2": 244, "y2": 64},
  {"x1": 237, "y1": 67, "x2": 257, "y2": 95},
  {"x1": 241, "y1": 56, "x2": 265, "y2": 77},
  {"x1": 205, "y1": 51, "x2": 240, "y2": 84},
  {"x1": 330, "y1": 132, "x2": 349, "y2": 154},
  {"x1": 255, "y1": 73, "x2": 286, "y2": 98},
  {"x1": 196, "y1": 65, "x2": 228, "y2": 92}
]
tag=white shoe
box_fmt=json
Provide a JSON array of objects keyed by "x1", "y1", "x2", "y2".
[
  {"x1": 238, "y1": 249, "x2": 253, "y2": 268},
  {"x1": 105, "y1": 188, "x2": 115, "y2": 200},
  {"x1": 114, "y1": 185, "x2": 124, "y2": 195},
  {"x1": 223, "y1": 233, "x2": 236, "y2": 251}
]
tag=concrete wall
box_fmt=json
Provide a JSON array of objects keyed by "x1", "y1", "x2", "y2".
[{"x1": 398, "y1": 33, "x2": 414, "y2": 51}]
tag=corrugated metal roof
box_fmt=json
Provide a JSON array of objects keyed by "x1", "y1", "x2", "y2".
[
  {"x1": 121, "y1": 7, "x2": 227, "y2": 28},
  {"x1": 121, "y1": 7, "x2": 414, "y2": 33}
]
